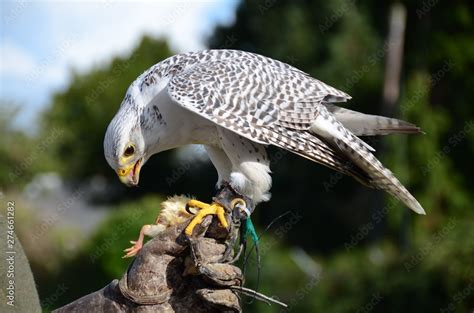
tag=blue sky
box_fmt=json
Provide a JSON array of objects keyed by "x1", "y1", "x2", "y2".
[{"x1": 0, "y1": 0, "x2": 239, "y2": 132}]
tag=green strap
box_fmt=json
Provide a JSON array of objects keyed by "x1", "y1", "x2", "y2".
[{"x1": 245, "y1": 218, "x2": 259, "y2": 244}]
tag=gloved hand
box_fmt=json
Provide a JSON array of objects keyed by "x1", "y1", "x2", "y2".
[{"x1": 54, "y1": 213, "x2": 243, "y2": 312}]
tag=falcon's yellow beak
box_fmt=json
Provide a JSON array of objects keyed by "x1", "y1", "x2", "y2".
[{"x1": 117, "y1": 158, "x2": 142, "y2": 187}]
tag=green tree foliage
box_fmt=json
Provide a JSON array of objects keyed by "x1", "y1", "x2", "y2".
[
  {"x1": 401, "y1": 1, "x2": 474, "y2": 214},
  {"x1": 0, "y1": 104, "x2": 46, "y2": 188}
]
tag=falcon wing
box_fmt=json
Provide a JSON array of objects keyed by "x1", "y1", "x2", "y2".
[{"x1": 167, "y1": 59, "x2": 371, "y2": 185}]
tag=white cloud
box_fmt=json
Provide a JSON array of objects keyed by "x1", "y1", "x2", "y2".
[
  {"x1": 0, "y1": 40, "x2": 36, "y2": 78},
  {"x1": 41, "y1": 1, "x2": 236, "y2": 74},
  {"x1": 0, "y1": 37, "x2": 73, "y2": 90}
]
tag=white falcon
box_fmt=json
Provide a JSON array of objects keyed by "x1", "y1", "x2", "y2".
[{"x1": 104, "y1": 50, "x2": 425, "y2": 236}]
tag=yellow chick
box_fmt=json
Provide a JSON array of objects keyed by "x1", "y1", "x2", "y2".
[{"x1": 123, "y1": 195, "x2": 192, "y2": 258}]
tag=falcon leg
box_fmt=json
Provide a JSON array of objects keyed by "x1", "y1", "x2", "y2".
[
  {"x1": 185, "y1": 200, "x2": 229, "y2": 236},
  {"x1": 185, "y1": 183, "x2": 256, "y2": 264}
]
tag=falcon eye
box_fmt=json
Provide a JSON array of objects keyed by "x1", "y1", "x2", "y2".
[{"x1": 124, "y1": 145, "x2": 135, "y2": 157}]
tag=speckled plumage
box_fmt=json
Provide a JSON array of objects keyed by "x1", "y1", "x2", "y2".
[{"x1": 104, "y1": 49, "x2": 425, "y2": 214}]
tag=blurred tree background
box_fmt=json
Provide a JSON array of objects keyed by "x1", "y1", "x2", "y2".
[{"x1": 3, "y1": 0, "x2": 474, "y2": 312}]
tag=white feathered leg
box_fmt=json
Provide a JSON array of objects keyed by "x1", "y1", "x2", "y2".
[
  {"x1": 216, "y1": 128, "x2": 272, "y2": 204},
  {"x1": 205, "y1": 145, "x2": 232, "y2": 189}
]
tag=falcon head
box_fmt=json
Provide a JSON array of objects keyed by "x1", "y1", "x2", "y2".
[
  {"x1": 103, "y1": 111, "x2": 145, "y2": 186},
  {"x1": 103, "y1": 86, "x2": 162, "y2": 187}
]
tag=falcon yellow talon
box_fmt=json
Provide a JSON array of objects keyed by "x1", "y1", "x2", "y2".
[
  {"x1": 185, "y1": 201, "x2": 228, "y2": 236},
  {"x1": 186, "y1": 199, "x2": 212, "y2": 212}
]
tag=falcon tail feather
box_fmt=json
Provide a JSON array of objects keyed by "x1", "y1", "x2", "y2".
[
  {"x1": 311, "y1": 106, "x2": 426, "y2": 215},
  {"x1": 261, "y1": 126, "x2": 373, "y2": 187},
  {"x1": 325, "y1": 104, "x2": 423, "y2": 136}
]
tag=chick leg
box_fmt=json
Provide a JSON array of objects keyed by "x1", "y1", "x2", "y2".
[{"x1": 123, "y1": 224, "x2": 164, "y2": 258}]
